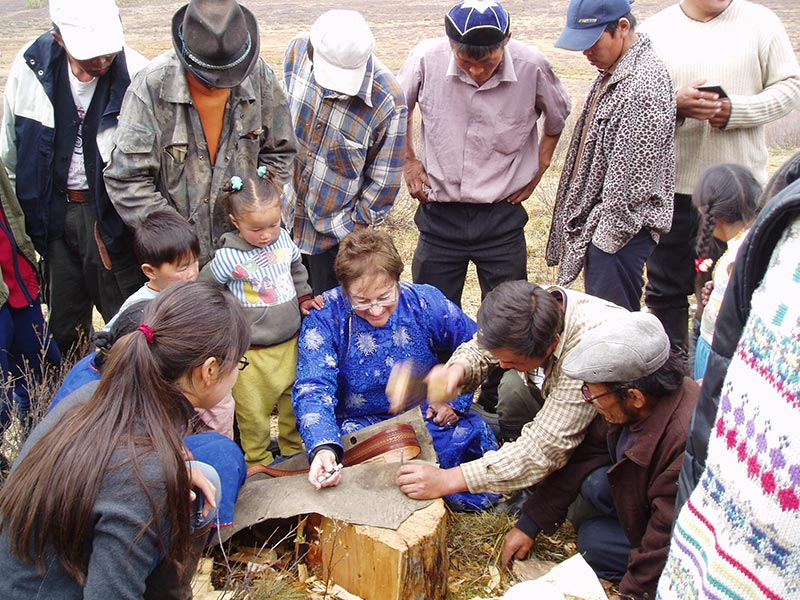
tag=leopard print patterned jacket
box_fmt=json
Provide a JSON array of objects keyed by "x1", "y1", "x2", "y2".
[{"x1": 546, "y1": 34, "x2": 676, "y2": 286}]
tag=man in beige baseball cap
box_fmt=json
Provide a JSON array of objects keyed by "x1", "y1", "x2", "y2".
[{"x1": 281, "y1": 10, "x2": 407, "y2": 296}]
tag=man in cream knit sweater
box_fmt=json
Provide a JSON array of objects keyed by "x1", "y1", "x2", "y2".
[{"x1": 639, "y1": 0, "x2": 800, "y2": 353}]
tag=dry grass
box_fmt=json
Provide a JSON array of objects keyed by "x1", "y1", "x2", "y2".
[
  {"x1": 444, "y1": 509, "x2": 581, "y2": 599},
  {"x1": 0, "y1": 335, "x2": 87, "y2": 484}
]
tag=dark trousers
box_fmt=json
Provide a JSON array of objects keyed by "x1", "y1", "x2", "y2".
[
  {"x1": 0, "y1": 301, "x2": 61, "y2": 425},
  {"x1": 414, "y1": 201, "x2": 527, "y2": 411},
  {"x1": 412, "y1": 201, "x2": 528, "y2": 307},
  {"x1": 585, "y1": 228, "x2": 656, "y2": 311},
  {"x1": 46, "y1": 201, "x2": 142, "y2": 354},
  {"x1": 302, "y1": 245, "x2": 340, "y2": 296},
  {"x1": 645, "y1": 194, "x2": 701, "y2": 349},
  {"x1": 495, "y1": 370, "x2": 544, "y2": 441},
  {"x1": 577, "y1": 465, "x2": 631, "y2": 582}
]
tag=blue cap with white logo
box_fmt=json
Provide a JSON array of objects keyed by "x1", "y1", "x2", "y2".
[
  {"x1": 555, "y1": 0, "x2": 632, "y2": 51},
  {"x1": 445, "y1": 0, "x2": 510, "y2": 47}
]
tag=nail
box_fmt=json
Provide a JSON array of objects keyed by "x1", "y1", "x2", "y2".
[{"x1": 317, "y1": 463, "x2": 343, "y2": 484}]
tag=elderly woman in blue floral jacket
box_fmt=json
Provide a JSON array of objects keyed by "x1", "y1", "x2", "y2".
[{"x1": 292, "y1": 229, "x2": 499, "y2": 510}]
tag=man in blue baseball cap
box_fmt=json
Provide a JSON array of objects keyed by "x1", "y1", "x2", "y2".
[
  {"x1": 546, "y1": 0, "x2": 676, "y2": 313},
  {"x1": 554, "y1": 0, "x2": 636, "y2": 51}
]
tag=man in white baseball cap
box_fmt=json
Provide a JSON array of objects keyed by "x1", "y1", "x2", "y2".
[
  {"x1": 0, "y1": 0, "x2": 148, "y2": 355},
  {"x1": 281, "y1": 10, "x2": 407, "y2": 295}
]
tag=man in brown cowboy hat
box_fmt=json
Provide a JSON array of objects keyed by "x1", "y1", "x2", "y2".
[{"x1": 105, "y1": 0, "x2": 297, "y2": 267}]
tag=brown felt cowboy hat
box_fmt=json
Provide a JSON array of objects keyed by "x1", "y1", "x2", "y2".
[{"x1": 172, "y1": 0, "x2": 260, "y2": 88}]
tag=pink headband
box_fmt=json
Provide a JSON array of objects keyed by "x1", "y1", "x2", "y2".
[{"x1": 137, "y1": 323, "x2": 155, "y2": 344}]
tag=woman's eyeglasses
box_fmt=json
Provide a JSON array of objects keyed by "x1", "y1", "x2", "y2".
[
  {"x1": 350, "y1": 285, "x2": 399, "y2": 312},
  {"x1": 580, "y1": 383, "x2": 621, "y2": 404},
  {"x1": 238, "y1": 356, "x2": 250, "y2": 371}
]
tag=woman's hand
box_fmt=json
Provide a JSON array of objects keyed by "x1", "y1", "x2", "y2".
[
  {"x1": 309, "y1": 449, "x2": 342, "y2": 490},
  {"x1": 187, "y1": 465, "x2": 217, "y2": 518},
  {"x1": 426, "y1": 402, "x2": 459, "y2": 427}
]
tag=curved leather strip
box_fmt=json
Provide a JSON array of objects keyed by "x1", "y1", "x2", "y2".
[
  {"x1": 343, "y1": 425, "x2": 420, "y2": 466},
  {"x1": 248, "y1": 424, "x2": 420, "y2": 478}
]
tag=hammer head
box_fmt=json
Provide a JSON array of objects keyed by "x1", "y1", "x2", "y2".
[
  {"x1": 386, "y1": 360, "x2": 455, "y2": 413},
  {"x1": 386, "y1": 360, "x2": 428, "y2": 413}
]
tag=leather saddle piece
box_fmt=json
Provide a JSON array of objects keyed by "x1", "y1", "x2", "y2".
[{"x1": 248, "y1": 424, "x2": 421, "y2": 478}]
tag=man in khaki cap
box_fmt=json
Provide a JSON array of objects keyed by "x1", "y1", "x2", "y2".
[{"x1": 501, "y1": 312, "x2": 699, "y2": 600}]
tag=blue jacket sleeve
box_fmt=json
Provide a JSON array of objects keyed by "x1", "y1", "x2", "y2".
[{"x1": 292, "y1": 294, "x2": 347, "y2": 459}]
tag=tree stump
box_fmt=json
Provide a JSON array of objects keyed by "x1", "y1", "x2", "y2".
[{"x1": 307, "y1": 498, "x2": 448, "y2": 600}]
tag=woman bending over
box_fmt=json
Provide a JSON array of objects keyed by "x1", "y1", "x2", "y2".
[{"x1": 0, "y1": 282, "x2": 249, "y2": 598}]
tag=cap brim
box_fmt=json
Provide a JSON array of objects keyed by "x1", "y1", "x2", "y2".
[
  {"x1": 554, "y1": 24, "x2": 606, "y2": 51},
  {"x1": 312, "y1": 52, "x2": 366, "y2": 96},
  {"x1": 171, "y1": 3, "x2": 260, "y2": 89},
  {"x1": 59, "y1": 21, "x2": 124, "y2": 60}
]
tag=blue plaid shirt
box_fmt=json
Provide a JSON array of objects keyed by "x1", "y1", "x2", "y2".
[{"x1": 281, "y1": 35, "x2": 407, "y2": 254}]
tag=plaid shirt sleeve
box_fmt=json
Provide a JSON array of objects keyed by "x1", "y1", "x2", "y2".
[
  {"x1": 283, "y1": 36, "x2": 407, "y2": 254},
  {"x1": 447, "y1": 336, "x2": 498, "y2": 393},
  {"x1": 460, "y1": 369, "x2": 597, "y2": 495},
  {"x1": 352, "y1": 103, "x2": 407, "y2": 226}
]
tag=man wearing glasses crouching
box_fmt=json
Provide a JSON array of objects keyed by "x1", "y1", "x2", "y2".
[{"x1": 502, "y1": 312, "x2": 699, "y2": 600}]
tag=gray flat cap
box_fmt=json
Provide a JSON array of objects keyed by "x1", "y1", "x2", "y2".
[{"x1": 562, "y1": 312, "x2": 671, "y2": 383}]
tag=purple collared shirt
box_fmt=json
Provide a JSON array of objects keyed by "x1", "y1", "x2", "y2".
[{"x1": 398, "y1": 37, "x2": 570, "y2": 204}]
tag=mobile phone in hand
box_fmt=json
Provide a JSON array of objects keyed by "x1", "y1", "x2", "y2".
[{"x1": 696, "y1": 85, "x2": 728, "y2": 99}]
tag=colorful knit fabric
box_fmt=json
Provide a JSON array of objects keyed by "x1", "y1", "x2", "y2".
[{"x1": 658, "y1": 215, "x2": 800, "y2": 599}]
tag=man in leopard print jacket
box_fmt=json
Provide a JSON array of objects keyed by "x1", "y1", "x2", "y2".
[{"x1": 546, "y1": 0, "x2": 675, "y2": 312}]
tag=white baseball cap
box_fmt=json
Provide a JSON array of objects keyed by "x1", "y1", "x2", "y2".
[
  {"x1": 310, "y1": 10, "x2": 374, "y2": 96},
  {"x1": 50, "y1": 0, "x2": 125, "y2": 60}
]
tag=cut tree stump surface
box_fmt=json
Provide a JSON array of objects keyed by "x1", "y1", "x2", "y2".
[{"x1": 307, "y1": 498, "x2": 448, "y2": 600}]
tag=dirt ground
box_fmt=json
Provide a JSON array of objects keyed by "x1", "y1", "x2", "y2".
[{"x1": 2, "y1": 0, "x2": 798, "y2": 95}]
